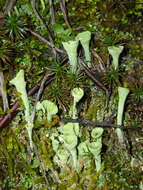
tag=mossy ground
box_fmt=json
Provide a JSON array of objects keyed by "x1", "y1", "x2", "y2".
[{"x1": 0, "y1": 0, "x2": 143, "y2": 189}]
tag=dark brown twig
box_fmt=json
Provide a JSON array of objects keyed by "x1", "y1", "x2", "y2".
[
  {"x1": 49, "y1": 0, "x2": 55, "y2": 25},
  {"x1": 78, "y1": 58, "x2": 110, "y2": 109},
  {"x1": 60, "y1": 118, "x2": 143, "y2": 131},
  {"x1": 91, "y1": 49, "x2": 106, "y2": 72},
  {"x1": 33, "y1": 142, "x2": 51, "y2": 188},
  {"x1": 59, "y1": 0, "x2": 71, "y2": 29},
  {"x1": 31, "y1": 0, "x2": 56, "y2": 57},
  {"x1": 28, "y1": 29, "x2": 65, "y2": 54},
  {"x1": 30, "y1": 72, "x2": 54, "y2": 123}
]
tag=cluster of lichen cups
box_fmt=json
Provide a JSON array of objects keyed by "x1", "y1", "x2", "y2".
[
  {"x1": 108, "y1": 46, "x2": 130, "y2": 144},
  {"x1": 10, "y1": 31, "x2": 130, "y2": 172}
]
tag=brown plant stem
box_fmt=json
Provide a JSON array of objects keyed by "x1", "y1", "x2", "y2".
[
  {"x1": 59, "y1": 0, "x2": 71, "y2": 29},
  {"x1": 30, "y1": 72, "x2": 54, "y2": 123},
  {"x1": 91, "y1": 49, "x2": 106, "y2": 72},
  {"x1": 31, "y1": 0, "x2": 56, "y2": 57},
  {"x1": 78, "y1": 58, "x2": 110, "y2": 109},
  {"x1": 28, "y1": 29, "x2": 65, "y2": 54},
  {"x1": 60, "y1": 118, "x2": 143, "y2": 131},
  {"x1": 49, "y1": 0, "x2": 55, "y2": 25},
  {"x1": 33, "y1": 141, "x2": 51, "y2": 188}
]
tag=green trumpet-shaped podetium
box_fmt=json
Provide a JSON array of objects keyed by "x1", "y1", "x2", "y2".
[
  {"x1": 25, "y1": 122, "x2": 34, "y2": 150},
  {"x1": 10, "y1": 70, "x2": 33, "y2": 149},
  {"x1": 36, "y1": 100, "x2": 58, "y2": 121},
  {"x1": 71, "y1": 88, "x2": 84, "y2": 169},
  {"x1": 108, "y1": 46, "x2": 124, "y2": 70},
  {"x1": 91, "y1": 127, "x2": 104, "y2": 139},
  {"x1": 78, "y1": 128, "x2": 104, "y2": 171},
  {"x1": 54, "y1": 88, "x2": 84, "y2": 171},
  {"x1": 90, "y1": 128, "x2": 104, "y2": 171},
  {"x1": 76, "y1": 31, "x2": 91, "y2": 67},
  {"x1": 51, "y1": 88, "x2": 84, "y2": 171},
  {"x1": 71, "y1": 87, "x2": 84, "y2": 119},
  {"x1": 117, "y1": 87, "x2": 130, "y2": 143},
  {"x1": 10, "y1": 70, "x2": 30, "y2": 122},
  {"x1": 36, "y1": 101, "x2": 45, "y2": 114},
  {"x1": 72, "y1": 87, "x2": 84, "y2": 102},
  {"x1": 71, "y1": 88, "x2": 84, "y2": 135},
  {"x1": 58, "y1": 122, "x2": 78, "y2": 170},
  {"x1": 62, "y1": 40, "x2": 79, "y2": 74}
]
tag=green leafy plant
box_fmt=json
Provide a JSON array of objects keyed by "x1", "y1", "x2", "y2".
[
  {"x1": 5, "y1": 8, "x2": 27, "y2": 40},
  {"x1": 52, "y1": 23, "x2": 73, "y2": 42},
  {"x1": 0, "y1": 40, "x2": 14, "y2": 64},
  {"x1": 132, "y1": 87, "x2": 143, "y2": 102}
]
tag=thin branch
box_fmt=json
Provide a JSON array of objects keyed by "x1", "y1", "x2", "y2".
[
  {"x1": 122, "y1": 56, "x2": 143, "y2": 64},
  {"x1": 30, "y1": 72, "x2": 53, "y2": 123},
  {"x1": 60, "y1": 118, "x2": 143, "y2": 131},
  {"x1": 91, "y1": 49, "x2": 106, "y2": 72},
  {"x1": 59, "y1": 0, "x2": 71, "y2": 29},
  {"x1": 31, "y1": 0, "x2": 56, "y2": 57},
  {"x1": 61, "y1": 0, "x2": 65, "y2": 7},
  {"x1": 78, "y1": 58, "x2": 107, "y2": 92},
  {"x1": 33, "y1": 142, "x2": 51, "y2": 188},
  {"x1": 78, "y1": 58, "x2": 110, "y2": 109},
  {"x1": 28, "y1": 29, "x2": 65, "y2": 54},
  {"x1": 49, "y1": 0, "x2": 55, "y2": 25}
]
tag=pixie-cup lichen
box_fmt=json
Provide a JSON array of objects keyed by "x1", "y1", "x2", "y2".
[
  {"x1": 51, "y1": 88, "x2": 84, "y2": 171},
  {"x1": 108, "y1": 46, "x2": 124, "y2": 70},
  {"x1": 36, "y1": 100, "x2": 58, "y2": 121},
  {"x1": 76, "y1": 31, "x2": 91, "y2": 67},
  {"x1": 62, "y1": 39, "x2": 79, "y2": 74},
  {"x1": 10, "y1": 70, "x2": 33, "y2": 150},
  {"x1": 116, "y1": 87, "x2": 130, "y2": 143}
]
